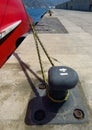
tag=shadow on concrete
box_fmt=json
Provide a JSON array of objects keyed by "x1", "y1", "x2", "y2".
[
  {"x1": 13, "y1": 52, "x2": 43, "y2": 97},
  {"x1": 13, "y1": 52, "x2": 58, "y2": 125},
  {"x1": 24, "y1": 96, "x2": 65, "y2": 125}
]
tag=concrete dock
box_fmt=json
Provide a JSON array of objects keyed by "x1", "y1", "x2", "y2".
[{"x1": 0, "y1": 9, "x2": 92, "y2": 130}]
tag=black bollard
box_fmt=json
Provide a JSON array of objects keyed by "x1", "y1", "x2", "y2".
[{"x1": 48, "y1": 66, "x2": 79, "y2": 103}]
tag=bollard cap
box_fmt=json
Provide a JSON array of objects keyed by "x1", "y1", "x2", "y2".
[{"x1": 48, "y1": 66, "x2": 79, "y2": 91}]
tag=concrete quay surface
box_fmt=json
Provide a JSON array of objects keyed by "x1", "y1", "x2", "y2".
[{"x1": 0, "y1": 9, "x2": 92, "y2": 130}]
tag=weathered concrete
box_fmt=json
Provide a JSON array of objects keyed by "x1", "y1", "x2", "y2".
[{"x1": 0, "y1": 9, "x2": 92, "y2": 129}]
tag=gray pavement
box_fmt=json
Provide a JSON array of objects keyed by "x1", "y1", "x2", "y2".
[
  {"x1": 0, "y1": 9, "x2": 92, "y2": 130},
  {"x1": 54, "y1": 9, "x2": 92, "y2": 35}
]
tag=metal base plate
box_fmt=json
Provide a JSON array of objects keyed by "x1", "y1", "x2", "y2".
[
  {"x1": 35, "y1": 17, "x2": 68, "y2": 34},
  {"x1": 25, "y1": 86, "x2": 88, "y2": 125}
]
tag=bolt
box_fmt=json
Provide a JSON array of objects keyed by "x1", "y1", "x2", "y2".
[
  {"x1": 73, "y1": 109, "x2": 84, "y2": 120},
  {"x1": 38, "y1": 83, "x2": 46, "y2": 89}
]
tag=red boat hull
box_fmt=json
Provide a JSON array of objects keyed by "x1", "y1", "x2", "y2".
[{"x1": 0, "y1": 0, "x2": 32, "y2": 68}]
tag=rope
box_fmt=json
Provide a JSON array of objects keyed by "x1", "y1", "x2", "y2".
[
  {"x1": 47, "y1": 90, "x2": 70, "y2": 103},
  {"x1": 32, "y1": 24, "x2": 47, "y2": 86},
  {"x1": 31, "y1": 24, "x2": 54, "y2": 67},
  {"x1": 31, "y1": 23, "x2": 69, "y2": 103}
]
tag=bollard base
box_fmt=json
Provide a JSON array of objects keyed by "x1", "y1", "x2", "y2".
[{"x1": 25, "y1": 85, "x2": 88, "y2": 125}]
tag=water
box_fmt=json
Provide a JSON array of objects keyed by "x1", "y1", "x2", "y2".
[{"x1": 23, "y1": 0, "x2": 71, "y2": 8}]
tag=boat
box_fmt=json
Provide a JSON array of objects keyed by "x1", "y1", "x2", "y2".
[{"x1": 0, "y1": 0, "x2": 48, "y2": 68}]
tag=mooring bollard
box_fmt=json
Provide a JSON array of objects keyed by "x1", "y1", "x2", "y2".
[{"x1": 47, "y1": 66, "x2": 79, "y2": 103}]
